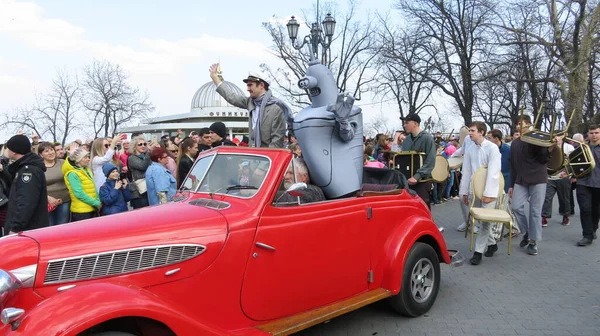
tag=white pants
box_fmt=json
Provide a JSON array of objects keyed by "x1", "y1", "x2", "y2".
[{"x1": 469, "y1": 195, "x2": 499, "y2": 253}]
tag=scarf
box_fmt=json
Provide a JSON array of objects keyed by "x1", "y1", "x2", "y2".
[{"x1": 252, "y1": 91, "x2": 293, "y2": 147}]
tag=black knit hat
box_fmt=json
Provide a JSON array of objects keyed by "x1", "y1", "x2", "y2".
[
  {"x1": 6, "y1": 134, "x2": 31, "y2": 155},
  {"x1": 209, "y1": 122, "x2": 227, "y2": 139}
]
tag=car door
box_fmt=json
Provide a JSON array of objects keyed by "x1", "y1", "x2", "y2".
[{"x1": 240, "y1": 197, "x2": 370, "y2": 321}]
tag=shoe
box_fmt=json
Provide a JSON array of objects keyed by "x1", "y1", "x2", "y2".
[
  {"x1": 541, "y1": 217, "x2": 548, "y2": 227},
  {"x1": 577, "y1": 237, "x2": 593, "y2": 246},
  {"x1": 452, "y1": 196, "x2": 460, "y2": 200},
  {"x1": 527, "y1": 242, "x2": 538, "y2": 255},
  {"x1": 469, "y1": 252, "x2": 482, "y2": 265},
  {"x1": 519, "y1": 234, "x2": 529, "y2": 248},
  {"x1": 484, "y1": 244, "x2": 498, "y2": 257},
  {"x1": 457, "y1": 222, "x2": 467, "y2": 232},
  {"x1": 594, "y1": 232, "x2": 598, "y2": 240},
  {"x1": 561, "y1": 216, "x2": 570, "y2": 226},
  {"x1": 472, "y1": 225, "x2": 480, "y2": 234}
]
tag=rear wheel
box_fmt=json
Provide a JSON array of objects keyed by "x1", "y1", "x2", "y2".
[
  {"x1": 389, "y1": 242, "x2": 440, "y2": 317},
  {"x1": 92, "y1": 333, "x2": 135, "y2": 336}
]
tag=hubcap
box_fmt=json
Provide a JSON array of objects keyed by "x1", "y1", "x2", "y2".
[{"x1": 410, "y1": 258, "x2": 435, "y2": 303}]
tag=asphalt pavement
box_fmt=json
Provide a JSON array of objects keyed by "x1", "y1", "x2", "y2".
[{"x1": 297, "y1": 196, "x2": 600, "y2": 336}]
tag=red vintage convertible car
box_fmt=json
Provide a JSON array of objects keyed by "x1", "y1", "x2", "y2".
[{"x1": 0, "y1": 146, "x2": 462, "y2": 336}]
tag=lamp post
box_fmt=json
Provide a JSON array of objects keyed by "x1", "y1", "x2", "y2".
[{"x1": 286, "y1": 12, "x2": 336, "y2": 65}]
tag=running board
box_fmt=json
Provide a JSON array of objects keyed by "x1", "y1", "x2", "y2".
[{"x1": 255, "y1": 288, "x2": 392, "y2": 335}]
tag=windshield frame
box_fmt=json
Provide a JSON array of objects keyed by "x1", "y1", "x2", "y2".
[{"x1": 186, "y1": 152, "x2": 273, "y2": 200}]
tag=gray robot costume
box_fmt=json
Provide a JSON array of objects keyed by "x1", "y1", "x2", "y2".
[{"x1": 293, "y1": 60, "x2": 363, "y2": 199}]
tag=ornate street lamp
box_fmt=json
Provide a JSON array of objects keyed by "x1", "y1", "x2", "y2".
[{"x1": 286, "y1": 11, "x2": 336, "y2": 65}]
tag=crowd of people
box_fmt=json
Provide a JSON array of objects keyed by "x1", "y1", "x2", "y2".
[
  {"x1": 0, "y1": 63, "x2": 598, "y2": 262},
  {"x1": 0, "y1": 120, "x2": 286, "y2": 235},
  {"x1": 361, "y1": 113, "x2": 599, "y2": 263}
]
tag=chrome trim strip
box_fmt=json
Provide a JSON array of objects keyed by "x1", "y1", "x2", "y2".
[
  {"x1": 165, "y1": 268, "x2": 180, "y2": 276},
  {"x1": 256, "y1": 242, "x2": 276, "y2": 251},
  {"x1": 57, "y1": 285, "x2": 76, "y2": 292}
]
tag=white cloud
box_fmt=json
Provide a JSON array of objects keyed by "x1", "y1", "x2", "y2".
[{"x1": 0, "y1": 0, "x2": 271, "y2": 75}]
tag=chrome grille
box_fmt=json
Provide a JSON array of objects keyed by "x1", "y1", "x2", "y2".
[{"x1": 44, "y1": 244, "x2": 205, "y2": 284}]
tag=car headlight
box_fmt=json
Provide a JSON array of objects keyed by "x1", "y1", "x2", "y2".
[
  {"x1": 0, "y1": 270, "x2": 20, "y2": 310},
  {"x1": 9, "y1": 265, "x2": 37, "y2": 289}
]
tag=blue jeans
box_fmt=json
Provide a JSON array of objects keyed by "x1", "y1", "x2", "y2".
[
  {"x1": 49, "y1": 202, "x2": 71, "y2": 226},
  {"x1": 444, "y1": 170, "x2": 456, "y2": 198}
]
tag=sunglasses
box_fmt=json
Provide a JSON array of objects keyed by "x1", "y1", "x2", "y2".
[
  {"x1": 137, "y1": 143, "x2": 147, "y2": 147},
  {"x1": 104, "y1": 144, "x2": 110, "y2": 148},
  {"x1": 170, "y1": 150, "x2": 179, "y2": 154},
  {"x1": 161, "y1": 155, "x2": 168, "y2": 159}
]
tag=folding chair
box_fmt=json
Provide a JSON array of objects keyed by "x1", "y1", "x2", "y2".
[{"x1": 466, "y1": 167, "x2": 514, "y2": 255}]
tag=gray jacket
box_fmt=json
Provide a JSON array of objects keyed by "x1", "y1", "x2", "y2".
[
  {"x1": 216, "y1": 84, "x2": 287, "y2": 148},
  {"x1": 127, "y1": 153, "x2": 151, "y2": 198},
  {"x1": 402, "y1": 131, "x2": 436, "y2": 181}
]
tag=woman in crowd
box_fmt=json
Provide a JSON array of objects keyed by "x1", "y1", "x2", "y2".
[
  {"x1": 90, "y1": 136, "x2": 123, "y2": 192},
  {"x1": 63, "y1": 148, "x2": 101, "y2": 221},
  {"x1": 38, "y1": 142, "x2": 71, "y2": 225},
  {"x1": 128, "y1": 136, "x2": 152, "y2": 209},
  {"x1": 176, "y1": 137, "x2": 198, "y2": 188},
  {"x1": 160, "y1": 137, "x2": 178, "y2": 178},
  {"x1": 146, "y1": 147, "x2": 177, "y2": 206}
]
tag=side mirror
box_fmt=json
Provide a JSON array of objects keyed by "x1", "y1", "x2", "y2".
[{"x1": 276, "y1": 182, "x2": 307, "y2": 203}]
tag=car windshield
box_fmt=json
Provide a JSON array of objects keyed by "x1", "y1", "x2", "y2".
[{"x1": 181, "y1": 154, "x2": 271, "y2": 198}]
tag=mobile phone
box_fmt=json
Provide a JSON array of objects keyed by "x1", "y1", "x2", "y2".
[
  {"x1": 151, "y1": 135, "x2": 158, "y2": 144},
  {"x1": 119, "y1": 172, "x2": 127, "y2": 181}
]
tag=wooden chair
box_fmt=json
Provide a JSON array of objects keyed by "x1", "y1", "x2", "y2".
[{"x1": 466, "y1": 167, "x2": 514, "y2": 255}]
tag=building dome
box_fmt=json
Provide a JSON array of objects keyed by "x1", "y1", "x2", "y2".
[{"x1": 191, "y1": 81, "x2": 246, "y2": 109}]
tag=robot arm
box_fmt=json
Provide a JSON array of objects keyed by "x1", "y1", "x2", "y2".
[{"x1": 327, "y1": 93, "x2": 357, "y2": 142}]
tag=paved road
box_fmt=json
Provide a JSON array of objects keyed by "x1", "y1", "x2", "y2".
[{"x1": 297, "y1": 197, "x2": 600, "y2": 336}]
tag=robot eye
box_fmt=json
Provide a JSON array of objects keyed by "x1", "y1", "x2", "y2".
[
  {"x1": 309, "y1": 87, "x2": 321, "y2": 97},
  {"x1": 298, "y1": 78, "x2": 310, "y2": 89}
]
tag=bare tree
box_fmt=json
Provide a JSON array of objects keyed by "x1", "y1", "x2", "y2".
[
  {"x1": 364, "y1": 111, "x2": 396, "y2": 138},
  {"x1": 261, "y1": 0, "x2": 380, "y2": 109},
  {"x1": 500, "y1": 0, "x2": 600, "y2": 133},
  {"x1": 1, "y1": 70, "x2": 80, "y2": 144},
  {"x1": 81, "y1": 60, "x2": 154, "y2": 138},
  {"x1": 395, "y1": 0, "x2": 497, "y2": 125},
  {"x1": 376, "y1": 19, "x2": 437, "y2": 119}
]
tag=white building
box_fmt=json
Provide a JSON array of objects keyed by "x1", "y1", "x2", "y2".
[{"x1": 121, "y1": 80, "x2": 249, "y2": 139}]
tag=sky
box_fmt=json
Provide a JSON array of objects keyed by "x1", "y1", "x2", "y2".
[{"x1": 0, "y1": 0, "x2": 457, "y2": 143}]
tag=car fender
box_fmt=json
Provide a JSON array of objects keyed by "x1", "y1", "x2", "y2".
[
  {"x1": 380, "y1": 215, "x2": 450, "y2": 294},
  {"x1": 7, "y1": 282, "x2": 229, "y2": 336}
]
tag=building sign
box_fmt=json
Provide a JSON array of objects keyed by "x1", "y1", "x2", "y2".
[{"x1": 209, "y1": 112, "x2": 249, "y2": 117}]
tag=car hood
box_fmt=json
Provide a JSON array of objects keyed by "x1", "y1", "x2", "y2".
[{"x1": 23, "y1": 202, "x2": 228, "y2": 263}]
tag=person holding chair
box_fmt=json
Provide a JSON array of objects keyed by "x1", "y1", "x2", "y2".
[{"x1": 459, "y1": 122, "x2": 502, "y2": 265}]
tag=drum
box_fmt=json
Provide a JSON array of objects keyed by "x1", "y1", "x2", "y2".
[
  {"x1": 567, "y1": 143, "x2": 596, "y2": 178},
  {"x1": 547, "y1": 145, "x2": 565, "y2": 175},
  {"x1": 430, "y1": 156, "x2": 449, "y2": 183},
  {"x1": 447, "y1": 157, "x2": 464, "y2": 170},
  {"x1": 392, "y1": 151, "x2": 424, "y2": 181}
]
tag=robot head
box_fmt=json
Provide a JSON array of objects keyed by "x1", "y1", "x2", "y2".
[{"x1": 297, "y1": 61, "x2": 338, "y2": 108}]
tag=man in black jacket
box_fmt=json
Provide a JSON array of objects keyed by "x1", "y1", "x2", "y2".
[{"x1": 3, "y1": 134, "x2": 48, "y2": 235}]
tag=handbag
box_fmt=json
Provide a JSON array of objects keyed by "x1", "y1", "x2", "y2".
[{"x1": 133, "y1": 178, "x2": 147, "y2": 194}]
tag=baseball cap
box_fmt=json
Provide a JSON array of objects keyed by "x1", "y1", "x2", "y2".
[{"x1": 400, "y1": 113, "x2": 421, "y2": 124}]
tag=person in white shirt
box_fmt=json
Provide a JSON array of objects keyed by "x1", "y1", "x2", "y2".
[
  {"x1": 542, "y1": 135, "x2": 575, "y2": 226},
  {"x1": 90, "y1": 136, "x2": 124, "y2": 192},
  {"x1": 453, "y1": 132, "x2": 480, "y2": 233},
  {"x1": 459, "y1": 121, "x2": 502, "y2": 265}
]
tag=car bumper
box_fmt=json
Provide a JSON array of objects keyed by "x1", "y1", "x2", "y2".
[{"x1": 447, "y1": 250, "x2": 465, "y2": 267}]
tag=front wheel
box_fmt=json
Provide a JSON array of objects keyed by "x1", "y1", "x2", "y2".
[
  {"x1": 389, "y1": 242, "x2": 440, "y2": 317},
  {"x1": 92, "y1": 333, "x2": 135, "y2": 336}
]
